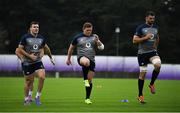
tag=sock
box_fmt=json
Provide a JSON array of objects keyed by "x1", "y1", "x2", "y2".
[
  {"x1": 25, "y1": 97, "x2": 29, "y2": 101},
  {"x1": 85, "y1": 82, "x2": 92, "y2": 99},
  {"x1": 150, "y1": 70, "x2": 159, "y2": 85},
  {"x1": 36, "y1": 92, "x2": 41, "y2": 98},
  {"x1": 89, "y1": 82, "x2": 92, "y2": 98},
  {"x1": 138, "y1": 79, "x2": 144, "y2": 97},
  {"x1": 28, "y1": 90, "x2": 33, "y2": 97},
  {"x1": 82, "y1": 66, "x2": 89, "y2": 80}
]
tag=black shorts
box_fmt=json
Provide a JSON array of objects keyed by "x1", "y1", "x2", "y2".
[
  {"x1": 138, "y1": 51, "x2": 159, "y2": 66},
  {"x1": 21, "y1": 62, "x2": 44, "y2": 76},
  {"x1": 77, "y1": 56, "x2": 95, "y2": 72}
]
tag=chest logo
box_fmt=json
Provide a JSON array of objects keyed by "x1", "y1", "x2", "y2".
[
  {"x1": 86, "y1": 43, "x2": 91, "y2": 48},
  {"x1": 33, "y1": 44, "x2": 38, "y2": 50}
]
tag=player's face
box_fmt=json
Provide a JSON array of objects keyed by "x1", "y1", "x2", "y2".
[
  {"x1": 146, "y1": 15, "x2": 155, "y2": 25},
  {"x1": 83, "y1": 27, "x2": 93, "y2": 36},
  {"x1": 30, "y1": 24, "x2": 39, "y2": 35}
]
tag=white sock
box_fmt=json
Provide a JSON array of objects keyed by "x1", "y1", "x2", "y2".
[
  {"x1": 28, "y1": 90, "x2": 33, "y2": 96},
  {"x1": 36, "y1": 92, "x2": 41, "y2": 98},
  {"x1": 25, "y1": 97, "x2": 29, "y2": 101}
]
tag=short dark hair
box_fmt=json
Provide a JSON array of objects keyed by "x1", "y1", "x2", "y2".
[
  {"x1": 145, "y1": 11, "x2": 155, "y2": 17},
  {"x1": 30, "y1": 21, "x2": 39, "y2": 28},
  {"x1": 82, "y1": 22, "x2": 93, "y2": 30}
]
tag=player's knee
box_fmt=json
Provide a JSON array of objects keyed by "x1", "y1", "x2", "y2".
[
  {"x1": 39, "y1": 75, "x2": 45, "y2": 80},
  {"x1": 38, "y1": 74, "x2": 45, "y2": 80},
  {"x1": 140, "y1": 66, "x2": 147, "y2": 72},
  {"x1": 139, "y1": 72, "x2": 146, "y2": 80},
  {"x1": 154, "y1": 63, "x2": 161, "y2": 71},
  {"x1": 84, "y1": 61, "x2": 90, "y2": 67},
  {"x1": 152, "y1": 58, "x2": 161, "y2": 67},
  {"x1": 36, "y1": 69, "x2": 45, "y2": 79},
  {"x1": 139, "y1": 66, "x2": 147, "y2": 80},
  {"x1": 152, "y1": 58, "x2": 161, "y2": 71},
  {"x1": 80, "y1": 57, "x2": 90, "y2": 67}
]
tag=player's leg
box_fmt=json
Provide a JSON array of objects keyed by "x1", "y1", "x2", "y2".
[
  {"x1": 35, "y1": 68, "x2": 45, "y2": 105},
  {"x1": 79, "y1": 56, "x2": 90, "y2": 87},
  {"x1": 33, "y1": 62, "x2": 45, "y2": 105},
  {"x1": 149, "y1": 56, "x2": 161, "y2": 94},
  {"x1": 137, "y1": 54, "x2": 148, "y2": 103},
  {"x1": 138, "y1": 66, "x2": 147, "y2": 103},
  {"x1": 85, "y1": 60, "x2": 95, "y2": 104},
  {"x1": 28, "y1": 77, "x2": 34, "y2": 102},
  {"x1": 79, "y1": 56, "x2": 90, "y2": 67},
  {"x1": 24, "y1": 74, "x2": 34, "y2": 105},
  {"x1": 22, "y1": 63, "x2": 35, "y2": 105},
  {"x1": 85, "y1": 70, "x2": 94, "y2": 104},
  {"x1": 78, "y1": 56, "x2": 95, "y2": 104}
]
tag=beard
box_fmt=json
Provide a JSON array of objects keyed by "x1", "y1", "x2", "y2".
[{"x1": 148, "y1": 21, "x2": 154, "y2": 25}]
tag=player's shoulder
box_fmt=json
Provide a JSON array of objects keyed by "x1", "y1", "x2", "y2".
[
  {"x1": 22, "y1": 33, "x2": 31, "y2": 38},
  {"x1": 37, "y1": 34, "x2": 46, "y2": 39},
  {"x1": 20, "y1": 33, "x2": 31, "y2": 40},
  {"x1": 136, "y1": 23, "x2": 147, "y2": 29},
  {"x1": 74, "y1": 32, "x2": 84, "y2": 38},
  {"x1": 152, "y1": 24, "x2": 159, "y2": 28},
  {"x1": 73, "y1": 32, "x2": 84, "y2": 40}
]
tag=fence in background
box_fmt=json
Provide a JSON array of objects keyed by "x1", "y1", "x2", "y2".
[{"x1": 0, "y1": 55, "x2": 180, "y2": 79}]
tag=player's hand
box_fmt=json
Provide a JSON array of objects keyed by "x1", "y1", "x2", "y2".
[
  {"x1": 29, "y1": 53, "x2": 37, "y2": 61},
  {"x1": 50, "y1": 57, "x2": 55, "y2": 65},
  {"x1": 66, "y1": 59, "x2": 72, "y2": 65},
  {"x1": 145, "y1": 33, "x2": 153, "y2": 40},
  {"x1": 39, "y1": 49, "x2": 44, "y2": 59},
  {"x1": 93, "y1": 34, "x2": 99, "y2": 42}
]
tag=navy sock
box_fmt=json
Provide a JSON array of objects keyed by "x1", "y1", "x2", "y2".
[
  {"x1": 138, "y1": 79, "x2": 144, "y2": 97},
  {"x1": 150, "y1": 70, "x2": 159, "y2": 85},
  {"x1": 86, "y1": 83, "x2": 92, "y2": 99},
  {"x1": 82, "y1": 66, "x2": 89, "y2": 80}
]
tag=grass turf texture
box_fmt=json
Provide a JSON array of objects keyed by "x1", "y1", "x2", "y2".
[{"x1": 0, "y1": 77, "x2": 180, "y2": 112}]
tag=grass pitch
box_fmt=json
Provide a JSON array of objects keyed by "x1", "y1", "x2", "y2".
[{"x1": 0, "y1": 77, "x2": 180, "y2": 112}]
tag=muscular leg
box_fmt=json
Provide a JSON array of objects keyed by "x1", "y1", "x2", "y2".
[
  {"x1": 36, "y1": 69, "x2": 45, "y2": 97},
  {"x1": 79, "y1": 57, "x2": 94, "y2": 103},
  {"x1": 150, "y1": 56, "x2": 161, "y2": 85},
  {"x1": 80, "y1": 57, "x2": 90, "y2": 67},
  {"x1": 138, "y1": 72, "x2": 146, "y2": 97},
  {"x1": 86, "y1": 71, "x2": 94, "y2": 99},
  {"x1": 80, "y1": 57, "x2": 90, "y2": 80},
  {"x1": 34, "y1": 69, "x2": 45, "y2": 105},
  {"x1": 28, "y1": 76, "x2": 34, "y2": 101},
  {"x1": 138, "y1": 66, "x2": 147, "y2": 97},
  {"x1": 24, "y1": 74, "x2": 34, "y2": 102}
]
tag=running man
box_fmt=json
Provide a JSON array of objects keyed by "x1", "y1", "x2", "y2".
[
  {"x1": 15, "y1": 21, "x2": 55, "y2": 105},
  {"x1": 66, "y1": 22, "x2": 104, "y2": 104},
  {"x1": 133, "y1": 11, "x2": 161, "y2": 103}
]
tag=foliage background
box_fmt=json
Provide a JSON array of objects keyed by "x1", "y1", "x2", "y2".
[{"x1": 0, "y1": 0, "x2": 179, "y2": 63}]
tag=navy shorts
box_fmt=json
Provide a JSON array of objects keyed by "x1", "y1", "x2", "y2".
[
  {"x1": 138, "y1": 51, "x2": 159, "y2": 66},
  {"x1": 77, "y1": 56, "x2": 95, "y2": 72},
  {"x1": 21, "y1": 62, "x2": 44, "y2": 76}
]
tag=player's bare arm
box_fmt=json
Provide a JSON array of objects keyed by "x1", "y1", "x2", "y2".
[
  {"x1": 44, "y1": 44, "x2": 52, "y2": 59},
  {"x1": 17, "y1": 45, "x2": 37, "y2": 61},
  {"x1": 93, "y1": 34, "x2": 104, "y2": 50},
  {"x1": 153, "y1": 35, "x2": 159, "y2": 49},
  {"x1": 66, "y1": 44, "x2": 75, "y2": 65},
  {"x1": 44, "y1": 44, "x2": 55, "y2": 65},
  {"x1": 133, "y1": 33, "x2": 152, "y2": 44},
  {"x1": 15, "y1": 48, "x2": 24, "y2": 61}
]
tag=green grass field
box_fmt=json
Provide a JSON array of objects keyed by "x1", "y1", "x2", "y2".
[{"x1": 0, "y1": 77, "x2": 180, "y2": 112}]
